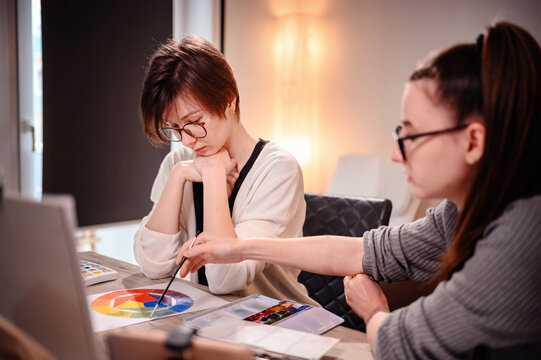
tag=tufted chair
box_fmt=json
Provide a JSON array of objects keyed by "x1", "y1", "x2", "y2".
[{"x1": 298, "y1": 192, "x2": 392, "y2": 331}]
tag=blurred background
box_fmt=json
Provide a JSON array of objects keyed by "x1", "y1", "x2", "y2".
[{"x1": 1, "y1": 0, "x2": 540, "y2": 262}]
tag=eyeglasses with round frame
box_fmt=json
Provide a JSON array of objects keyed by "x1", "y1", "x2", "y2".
[
  {"x1": 393, "y1": 123, "x2": 469, "y2": 161},
  {"x1": 159, "y1": 116, "x2": 208, "y2": 142}
]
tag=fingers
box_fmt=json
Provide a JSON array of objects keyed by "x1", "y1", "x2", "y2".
[
  {"x1": 180, "y1": 256, "x2": 206, "y2": 278},
  {"x1": 228, "y1": 158, "x2": 238, "y2": 174},
  {"x1": 345, "y1": 273, "x2": 373, "y2": 290},
  {"x1": 176, "y1": 233, "x2": 207, "y2": 265},
  {"x1": 343, "y1": 273, "x2": 390, "y2": 321},
  {"x1": 179, "y1": 258, "x2": 198, "y2": 278},
  {"x1": 343, "y1": 275, "x2": 355, "y2": 304},
  {"x1": 176, "y1": 233, "x2": 214, "y2": 277},
  {"x1": 226, "y1": 171, "x2": 239, "y2": 197},
  {"x1": 176, "y1": 231, "x2": 243, "y2": 276},
  {"x1": 343, "y1": 274, "x2": 374, "y2": 303},
  {"x1": 226, "y1": 173, "x2": 238, "y2": 187},
  {"x1": 228, "y1": 169, "x2": 239, "y2": 179},
  {"x1": 176, "y1": 240, "x2": 193, "y2": 265},
  {"x1": 190, "y1": 259, "x2": 206, "y2": 274},
  {"x1": 194, "y1": 148, "x2": 237, "y2": 176}
]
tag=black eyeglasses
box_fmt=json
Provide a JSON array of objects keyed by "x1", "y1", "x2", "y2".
[
  {"x1": 159, "y1": 117, "x2": 208, "y2": 142},
  {"x1": 393, "y1": 123, "x2": 469, "y2": 161}
]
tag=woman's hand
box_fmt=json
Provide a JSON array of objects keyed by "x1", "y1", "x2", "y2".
[
  {"x1": 194, "y1": 148, "x2": 237, "y2": 178},
  {"x1": 344, "y1": 274, "x2": 390, "y2": 325},
  {"x1": 194, "y1": 148, "x2": 238, "y2": 196},
  {"x1": 176, "y1": 232, "x2": 244, "y2": 278},
  {"x1": 226, "y1": 169, "x2": 240, "y2": 198},
  {"x1": 171, "y1": 160, "x2": 202, "y2": 183}
]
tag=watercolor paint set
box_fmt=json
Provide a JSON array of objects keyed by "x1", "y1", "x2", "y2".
[
  {"x1": 243, "y1": 300, "x2": 312, "y2": 325},
  {"x1": 80, "y1": 260, "x2": 118, "y2": 286}
]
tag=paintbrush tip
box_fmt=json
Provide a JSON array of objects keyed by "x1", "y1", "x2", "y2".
[{"x1": 149, "y1": 305, "x2": 158, "y2": 319}]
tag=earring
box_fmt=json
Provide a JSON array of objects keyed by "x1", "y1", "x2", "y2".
[{"x1": 468, "y1": 155, "x2": 481, "y2": 164}]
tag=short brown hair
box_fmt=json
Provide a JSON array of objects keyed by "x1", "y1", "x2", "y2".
[{"x1": 140, "y1": 36, "x2": 240, "y2": 145}]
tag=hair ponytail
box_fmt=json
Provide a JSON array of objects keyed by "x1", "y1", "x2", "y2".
[{"x1": 436, "y1": 22, "x2": 541, "y2": 281}]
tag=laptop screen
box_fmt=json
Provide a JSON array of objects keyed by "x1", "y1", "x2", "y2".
[{"x1": 0, "y1": 195, "x2": 97, "y2": 360}]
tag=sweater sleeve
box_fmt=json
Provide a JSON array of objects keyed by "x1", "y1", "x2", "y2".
[
  {"x1": 363, "y1": 200, "x2": 458, "y2": 283},
  {"x1": 133, "y1": 148, "x2": 192, "y2": 279},
  {"x1": 374, "y1": 195, "x2": 541, "y2": 359},
  {"x1": 204, "y1": 149, "x2": 306, "y2": 294}
]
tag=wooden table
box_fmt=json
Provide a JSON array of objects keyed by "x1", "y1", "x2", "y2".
[{"x1": 80, "y1": 252, "x2": 373, "y2": 360}]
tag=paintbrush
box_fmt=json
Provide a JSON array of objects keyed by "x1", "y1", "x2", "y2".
[{"x1": 149, "y1": 232, "x2": 200, "y2": 319}]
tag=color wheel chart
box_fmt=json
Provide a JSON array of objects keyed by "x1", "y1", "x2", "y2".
[{"x1": 91, "y1": 289, "x2": 194, "y2": 318}]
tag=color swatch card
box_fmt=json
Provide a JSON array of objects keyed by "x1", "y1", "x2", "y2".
[
  {"x1": 184, "y1": 294, "x2": 344, "y2": 335},
  {"x1": 87, "y1": 282, "x2": 228, "y2": 332}
]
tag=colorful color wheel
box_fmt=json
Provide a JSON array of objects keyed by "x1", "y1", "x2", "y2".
[{"x1": 91, "y1": 289, "x2": 194, "y2": 318}]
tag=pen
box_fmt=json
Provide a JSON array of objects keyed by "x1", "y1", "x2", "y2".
[{"x1": 149, "y1": 232, "x2": 200, "y2": 319}]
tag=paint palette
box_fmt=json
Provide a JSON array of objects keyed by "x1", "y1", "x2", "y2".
[
  {"x1": 80, "y1": 260, "x2": 118, "y2": 286},
  {"x1": 243, "y1": 300, "x2": 311, "y2": 325}
]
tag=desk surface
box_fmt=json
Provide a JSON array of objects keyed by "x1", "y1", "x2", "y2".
[{"x1": 80, "y1": 251, "x2": 373, "y2": 360}]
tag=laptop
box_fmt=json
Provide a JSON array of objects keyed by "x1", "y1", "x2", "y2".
[
  {"x1": 0, "y1": 194, "x2": 98, "y2": 359},
  {"x1": 0, "y1": 194, "x2": 253, "y2": 360}
]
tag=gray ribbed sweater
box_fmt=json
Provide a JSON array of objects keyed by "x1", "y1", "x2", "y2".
[{"x1": 362, "y1": 195, "x2": 541, "y2": 359}]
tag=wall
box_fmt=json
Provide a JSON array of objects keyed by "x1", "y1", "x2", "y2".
[
  {"x1": 0, "y1": 0, "x2": 18, "y2": 195},
  {"x1": 224, "y1": 0, "x2": 541, "y2": 193},
  {"x1": 41, "y1": 0, "x2": 172, "y2": 226},
  {"x1": 173, "y1": 0, "x2": 221, "y2": 46}
]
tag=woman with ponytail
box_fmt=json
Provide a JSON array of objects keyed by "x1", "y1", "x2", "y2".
[{"x1": 176, "y1": 22, "x2": 541, "y2": 358}]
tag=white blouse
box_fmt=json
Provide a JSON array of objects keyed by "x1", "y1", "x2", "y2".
[{"x1": 133, "y1": 141, "x2": 317, "y2": 305}]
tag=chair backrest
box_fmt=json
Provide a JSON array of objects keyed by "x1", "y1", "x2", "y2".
[
  {"x1": 327, "y1": 155, "x2": 418, "y2": 226},
  {"x1": 298, "y1": 193, "x2": 392, "y2": 331}
]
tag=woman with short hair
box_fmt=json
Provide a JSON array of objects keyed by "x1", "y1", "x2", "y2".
[{"x1": 134, "y1": 36, "x2": 316, "y2": 306}]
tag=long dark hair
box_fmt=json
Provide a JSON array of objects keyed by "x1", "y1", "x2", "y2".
[{"x1": 411, "y1": 22, "x2": 541, "y2": 281}]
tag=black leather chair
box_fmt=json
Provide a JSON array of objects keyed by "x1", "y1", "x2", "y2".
[{"x1": 298, "y1": 192, "x2": 392, "y2": 331}]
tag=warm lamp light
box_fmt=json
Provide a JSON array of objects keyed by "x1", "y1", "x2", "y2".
[
  {"x1": 279, "y1": 136, "x2": 312, "y2": 166},
  {"x1": 274, "y1": 14, "x2": 322, "y2": 191}
]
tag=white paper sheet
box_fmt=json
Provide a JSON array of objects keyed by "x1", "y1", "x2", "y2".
[
  {"x1": 87, "y1": 282, "x2": 228, "y2": 332},
  {"x1": 198, "y1": 317, "x2": 340, "y2": 360}
]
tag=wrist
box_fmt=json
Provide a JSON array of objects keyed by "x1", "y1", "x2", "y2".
[
  {"x1": 201, "y1": 167, "x2": 227, "y2": 182},
  {"x1": 236, "y1": 239, "x2": 249, "y2": 261},
  {"x1": 366, "y1": 311, "x2": 390, "y2": 352},
  {"x1": 171, "y1": 163, "x2": 191, "y2": 183},
  {"x1": 365, "y1": 308, "x2": 390, "y2": 327}
]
